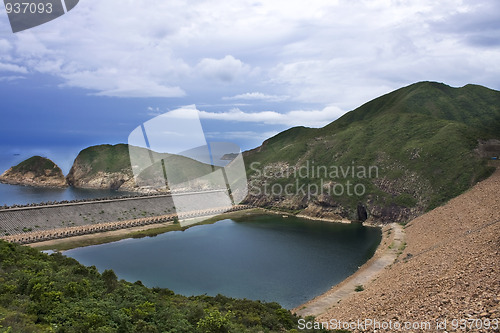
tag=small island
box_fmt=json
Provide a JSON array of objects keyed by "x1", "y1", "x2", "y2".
[{"x1": 0, "y1": 156, "x2": 67, "y2": 188}]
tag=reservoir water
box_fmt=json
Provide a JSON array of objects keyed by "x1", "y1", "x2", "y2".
[
  {"x1": 65, "y1": 214, "x2": 381, "y2": 309},
  {"x1": 0, "y1": 184, "x2": 382, "y2": 308}
]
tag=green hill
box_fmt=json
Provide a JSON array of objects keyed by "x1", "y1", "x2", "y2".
[
  {"x1": 70, "y1": 144, "x2": 132, "y2": 176},
  {"x1": 0, "y1": 156, "x2": 67, "y2": 188},
  {"x1": 66, "y1": 144, "x2": 225, "y2": 191},
  {"x1": 244, "y1": 82, "x2": 500, "y2": 222},
  {"x1": 66, "y1": 144, "x2": 135, "y2": 190},
  {"x1": 12, "y1": 156, "x2": 59, "y2": 175},
  {"x1": 12, "y1": 156, "x2": 63, "y2": 178}
]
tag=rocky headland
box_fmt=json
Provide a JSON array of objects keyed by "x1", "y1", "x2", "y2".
[{"x1": 0, "y1": 156, "x2": 67, "y2": 188}]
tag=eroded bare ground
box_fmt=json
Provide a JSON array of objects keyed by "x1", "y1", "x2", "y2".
[{"x1": 316, "y1": 169, "x2": 500, "y2": 332}]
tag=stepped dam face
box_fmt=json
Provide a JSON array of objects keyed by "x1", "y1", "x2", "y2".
[{"x1": 0, "y1": 191, "x2": 236, "y2": 240}]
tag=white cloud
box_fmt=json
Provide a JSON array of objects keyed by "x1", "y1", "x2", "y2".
[
  {"x1": 0, "y1": 62, "x2": 28, "y2": 73},
  {"x1": 148, "y1": 104, "x2": 344, "y2": 128},
  {"x1": 94, "y1": 84, "x2": 185, "y2": 99},
  {"x1": 58, "y1": 68, "x2": 186, "y2": 98},
  {"x1": 0, "y1": 76, "x2": 25, "y2": 82},
  {"x1": 147, "y1": 106, "x2": 161, "y2": 116},
  {"x1": 198, "y1": 105, "x2": 344, "y2": 127},
  {"x1": 222, "y1": 92, "x2": 288, "y2": 102},
  {"x1": 0, "y1": 39, "x2": 13, "y2": 56},
  {"x1": 196, "y1": 55, "x2": 251, "y2": 82},
  {"x1": 205, "y1": 130, "x2": 279, "y2": 141},
  {"x1": 0, "y1": 0, "x2": 498, "y2": 106}
]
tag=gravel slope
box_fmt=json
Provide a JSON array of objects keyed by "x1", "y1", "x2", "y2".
[{"x1": 318, "y1": 169, "x2": 500, "y2": 332}]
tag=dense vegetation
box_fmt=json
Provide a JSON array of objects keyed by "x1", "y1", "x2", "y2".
[
  {"x1": 244, "y1": 82, "x2": 500, "y2": 221},
  {"x1": 6, "y1": 156, "x2": 63, "y2": 178},
  {"x1": 0, "y1": 240, "x2": 330, "y2": 333},
  {"x1": 68, "y1": 144, "x2": 133, "y2": 177},
  {"x1": 66, "y1": 143, "x2": 222, "y2": 190}
]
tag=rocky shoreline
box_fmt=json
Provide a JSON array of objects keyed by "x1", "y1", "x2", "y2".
[{"x1": 0, "y1": 177, "x2": 67, "y2": 188}]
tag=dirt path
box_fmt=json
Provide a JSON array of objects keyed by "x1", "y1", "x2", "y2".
[{"x1": 293, "y1": 222, "x2": 405, "y2": 317}]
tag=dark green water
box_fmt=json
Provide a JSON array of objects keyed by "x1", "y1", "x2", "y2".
[{"x1": 64, "y1": 214, "x2": 381, "y2": 309}]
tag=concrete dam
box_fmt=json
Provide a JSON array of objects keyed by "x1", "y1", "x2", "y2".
[{"x1": 0, "y1": 191, "x2": 250, "y2": 244}]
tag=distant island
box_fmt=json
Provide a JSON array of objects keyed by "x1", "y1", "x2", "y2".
[
  {"x1": 1, "y1": 81, "x2": 499, "y2": 224},
  {"x1": 0, "y1": 156, "x2": 67, "y2": 188}
]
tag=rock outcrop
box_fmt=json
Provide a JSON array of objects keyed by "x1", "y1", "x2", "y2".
[
  {"x1": 66, "y1": 167, "x2": 136, "y2": 191},
  {"x1": 0, "y1": 156, "x2": 67, "y2": 188},
  {"x1": 66, "y1": 144, "x2": 137, "y2": 191}
]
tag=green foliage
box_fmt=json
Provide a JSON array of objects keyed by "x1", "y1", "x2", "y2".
[
  {"x1": 196, "y1": 309, "x2": 231, "y2": 333},
  {"x1": 0, "y1": 240, "x2": 328, "y2": 332},
  {"x1": 354, "y1": 285, "x2": 364, "y2": 292},
  {"x1": 9, "y1": 156, "x2": 63, "y2": 178},
  {"x1": 102, "y1": 269, "x2": 118, "y2": 292},
  {"x1": 244, "y1": 82, "x2": 500, "y2": 216},
  {"x1": 392, "y1": 193, "x2": 417, "y2": 208},
  {"x1": 69, "y1": 144, "x2": 222, "y2": 189},
  {"x1": 74, "y1": 144, "x2": 132, "y2": 175}
]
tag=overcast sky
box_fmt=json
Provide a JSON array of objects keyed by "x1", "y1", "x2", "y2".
[{"x1": 0, "y1": 0, "x2": 499, "y2": 171}]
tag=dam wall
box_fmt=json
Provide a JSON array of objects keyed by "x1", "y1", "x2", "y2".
[
  {"x1": 1, "y1": 205, "x2": 251, "y2": 245},
  {"x1": 0, "y1": 190, "x2": 241, "y2": 238}
]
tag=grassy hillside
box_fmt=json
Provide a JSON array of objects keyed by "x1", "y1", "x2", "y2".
[
  {"x1": 244, "y1": 82, "x2": 500, "y2": 222},
  {"x1": 67, "y1": 144, "x2": 226, "y2": 191},
  {"x1": 7, "y1": 156, "x2": 64, "y2": 179},
  {"x1": 0, "y1": 156, "x2": 67, "y2": 188},
  {"x1": 62, "y1": 82, "x2": 499, "y2": 219},
  {"x1": 0, "y1": 240, "x2": 331, "y2": 333},
  {"x1": 70, "y1": 144, "x2": 133, "y2": 176}
]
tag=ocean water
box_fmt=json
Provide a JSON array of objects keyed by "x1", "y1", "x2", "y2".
[{"x1": 0, "y1": 183, "x2": 134, "y2": 206}]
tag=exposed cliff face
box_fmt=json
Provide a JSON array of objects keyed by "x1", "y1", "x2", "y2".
[
  {"x1": 66, "y1": 144, "x2": 138, "y2": 191},
  {"x1": 66, "y1": 164, "x2": 136, "y2": 191},
  {"x1": 65, "y1": 144, "x2": 229, "y2": 192},
  {"x1": 0, "y1": 156, "x2": 67, "y2": 188}
]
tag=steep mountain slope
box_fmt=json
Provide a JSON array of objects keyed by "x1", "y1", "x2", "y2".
[
  {"x1": 244, "y1": 82, "x2": 500, "y2": 223},
  {"x1": 0, "y1": 156, "x2": 67, "y2": 188}
]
